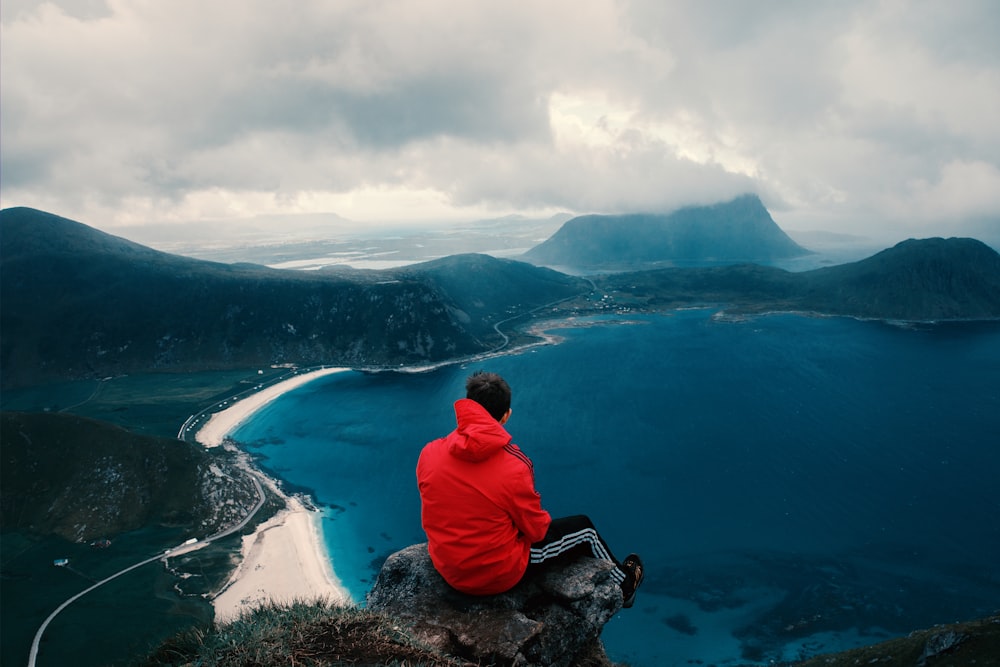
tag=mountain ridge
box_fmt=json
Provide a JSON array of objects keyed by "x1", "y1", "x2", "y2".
[
  {"x1": 587, "y1": 236, "x2": 1000, "y2": 322},
  {"x1": 0, "y1": 207, "x2": 588, "y2": 389},
  {"x1": 3, "y1": 206, "x2": 999, "y2": 391}
]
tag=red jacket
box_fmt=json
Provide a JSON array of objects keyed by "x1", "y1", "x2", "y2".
[{"x1": 417, "y1": 398, "x2": 552, "y2": 594}]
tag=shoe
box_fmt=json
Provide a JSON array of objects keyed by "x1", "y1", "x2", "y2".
[{"x1": 621, "y1": 553, "x2": 643, "y2": 608}]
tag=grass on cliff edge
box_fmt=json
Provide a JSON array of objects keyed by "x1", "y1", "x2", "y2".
[
  {"x1": 137, "y1": 600, "x2": 472, "y2": 667},
  {"x1": 136, "y1": 600, "x2": 1000, "y2": 667}
]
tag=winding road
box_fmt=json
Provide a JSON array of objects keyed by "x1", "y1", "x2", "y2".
[{"x1": 27, "y1": 475, "x2": 265, "y2": 667}]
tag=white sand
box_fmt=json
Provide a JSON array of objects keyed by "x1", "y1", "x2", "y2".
[
  {"x1": 212, "y1": 494, "x2": 352, "y2": 621},
  {"x1": 192, "y1": 367, "x2": 355, "y2": 620},
  {"x1": 195, "y1": 367, "x2": 348, "y2": 448}
]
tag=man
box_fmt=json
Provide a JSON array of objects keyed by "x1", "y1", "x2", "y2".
[{"x1": 417, "y1": 371, "x2": 643, "y2": 607}]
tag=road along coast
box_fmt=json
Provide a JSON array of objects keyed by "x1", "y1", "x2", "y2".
[{"x1": 193, "y1": 367, "x2": 353, "y2": 619}]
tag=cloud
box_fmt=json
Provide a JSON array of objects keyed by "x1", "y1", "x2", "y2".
[
  {"x1": 894, "y1": 160, "x2": 1000, "y2": 222},
  {"x1": 1, "y1": 0, "x2": 998, "y2": 240}
]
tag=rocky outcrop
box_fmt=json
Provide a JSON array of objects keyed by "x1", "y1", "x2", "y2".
[{"x1": 366, "y1": 543, "x2": 624, "y2": 667}]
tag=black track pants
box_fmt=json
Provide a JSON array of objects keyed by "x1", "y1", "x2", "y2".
[{"x1": 525, "y1": 514, "x2": 627, "y2": 587}]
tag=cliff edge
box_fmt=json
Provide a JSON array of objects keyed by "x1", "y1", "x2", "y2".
[{"x1": 366, "y1": 543, "x2": 623, "y2": 667}]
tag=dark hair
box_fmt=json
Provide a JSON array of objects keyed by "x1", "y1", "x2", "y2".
[{"x1": 465, "y1": 371, "x2": 511, "y2": 422}]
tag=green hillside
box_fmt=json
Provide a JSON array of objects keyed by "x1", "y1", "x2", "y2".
[
  {"x1": 0, "y1": 207, "x2": 588, "y2": 389},
  {"x1": 591, "y1": 237, "x2": 1000, "y2": 321},
  {"x1": 0, "y1": 411, "x2": 256, "y2": 541}
]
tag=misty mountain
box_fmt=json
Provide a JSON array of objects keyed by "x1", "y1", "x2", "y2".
[
  {"x1": 0, "y1": 208, "x2": 588, "y2": 389},
  {"x1": 594, "y1": 237, "x2": 1000, "y2": 321},
  {"x1": 523, "y1": 193, "x2": 809, "y2": 268}
]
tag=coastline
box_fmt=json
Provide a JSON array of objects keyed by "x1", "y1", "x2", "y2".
[
  {"x1": 195, "y1": 367, "x2": 348, "y2": 448},
  {"x1": 192, "y1": 367, "x2": 353, "y2": 620},
  {"x1": 211, "y1": 490, "x2": 351, "y2": 621}
]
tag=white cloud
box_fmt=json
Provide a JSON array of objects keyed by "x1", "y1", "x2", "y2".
[
  {"x1": 1, "y1": 0, "x2": 998, "y2": 241},
  {"x1": 892, "y1": 160, "x2": 1000, "y2": 223}
]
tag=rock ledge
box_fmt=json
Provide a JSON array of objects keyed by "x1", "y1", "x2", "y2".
[{"x1": 366, "y1": 543, "x2": 623, "y2": 667}]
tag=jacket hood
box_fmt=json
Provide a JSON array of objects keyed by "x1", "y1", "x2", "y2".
[{"x1": 449, "y1": 398, "x2": 511, "y2": 462}]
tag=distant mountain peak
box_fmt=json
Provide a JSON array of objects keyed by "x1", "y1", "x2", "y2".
[{"x1": 522, "y1": 194, "x2": 808, "y2": 269}]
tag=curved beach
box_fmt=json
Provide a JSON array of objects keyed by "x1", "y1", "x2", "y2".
[
  {"x1": 193, "y1": 367, "x2": 353, "y2": 619},
  {"x1": 195, "y1": 367, "x2": 348, "y2": 448},
  {"x1": 211, "y1": 492, "x2": 351, "y2": 621}
]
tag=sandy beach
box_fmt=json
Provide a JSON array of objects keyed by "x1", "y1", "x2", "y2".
[
  {"x1": 195, "y1": 367, "x2": 348, "y2": 448},
  {"x1": 193, "y1": 367, "x2": 354, "y2": 620},
  {"x1": 212, "y1": 492, "x2": 352, "y2": 621}
]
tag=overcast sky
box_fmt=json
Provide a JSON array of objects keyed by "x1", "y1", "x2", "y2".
[{"x1": 2, "y1": 0, "x2": 999, "y2": 241}]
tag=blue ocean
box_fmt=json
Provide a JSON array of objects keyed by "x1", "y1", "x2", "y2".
[{"x1": 232, "y1": 310, "x2": 1000, "y2": 665}]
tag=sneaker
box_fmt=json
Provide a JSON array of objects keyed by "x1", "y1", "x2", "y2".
[{"x1": 621, "y1": 553, "x2": 644, "y2": 608}]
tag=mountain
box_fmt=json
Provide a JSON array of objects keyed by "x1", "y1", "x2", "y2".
[
  {"x1": 3, "y1": 206, "x2": 996, "y2": 391},
  {"x1": 394, "y1": 253, "x2": 583, "y2": 334},
  {"x1": 798, "y1": 237, "x2": 1000, "y2": 319},
  {"x1": 592, "y1": 237, "x2": 1000, "y2": 321},
  {"x1": 0, "y1": 411, "x2": 256, "y2": 542},
  {"x1": 0, "y1": 208, "x2": 588, "y2": 389},
  {"x1": 522, "y1": 194, "x2": 809, "y2": 268}
]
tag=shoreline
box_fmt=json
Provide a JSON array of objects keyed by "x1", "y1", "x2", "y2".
[
  {"x1": 192, "y1": 367, "x2": 353, "y2": 619},
  {"x1": 195, "y1": 367, "x2": 348, "y2": 448},
  {"x1": 211, "y1": 488, "x2": 352, "y2": 621}
]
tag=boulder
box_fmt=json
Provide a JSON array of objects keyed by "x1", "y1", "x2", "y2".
[{"x1": 366, "y1": 543, "x2": 624, "y2": 667}]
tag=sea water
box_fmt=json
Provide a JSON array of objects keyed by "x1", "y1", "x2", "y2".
[{"x1": 232, "y1": 310, "x2": 1000, "y2": 665}]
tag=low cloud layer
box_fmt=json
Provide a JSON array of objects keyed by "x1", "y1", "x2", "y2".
[{"x1": 2, "y1": 0, "x2": 998, "y2": 240}]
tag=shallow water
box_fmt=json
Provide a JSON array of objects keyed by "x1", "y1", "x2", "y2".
[{"x1": 233, "y1": 311, "x2": 1000, "y2": 665}]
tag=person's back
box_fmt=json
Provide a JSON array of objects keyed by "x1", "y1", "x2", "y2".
[
  {"x1": 417, "y1": 395, "x2": 550, "y2": 594},
  {"x1": 417, "y1": 371, "x2": 643, "y2": 606}
]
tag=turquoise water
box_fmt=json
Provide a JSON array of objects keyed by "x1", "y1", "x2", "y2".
[{"x1": 232, "y1": 310, "x2": 1000, "y2": 665}]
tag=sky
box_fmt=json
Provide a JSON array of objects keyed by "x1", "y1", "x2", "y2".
[{"x1": 2, "y1": 0, "x2": 999, "y2": 243}]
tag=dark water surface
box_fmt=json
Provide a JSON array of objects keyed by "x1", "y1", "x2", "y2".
[{"x1": 233, "y1": 311, "x2": 1000, "y2": 665}]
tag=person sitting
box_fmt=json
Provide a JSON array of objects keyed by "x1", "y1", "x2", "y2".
[{"x1": 416, "y1": 370, "x2": 643, "y2": 607}]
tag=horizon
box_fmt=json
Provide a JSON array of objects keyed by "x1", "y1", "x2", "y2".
[
  {"x1": 3, "y1": 201, "x2": 999, "y2": 275},
  {"x1": 2, "y1": 1, "x2": 998, "y2": 243}
]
